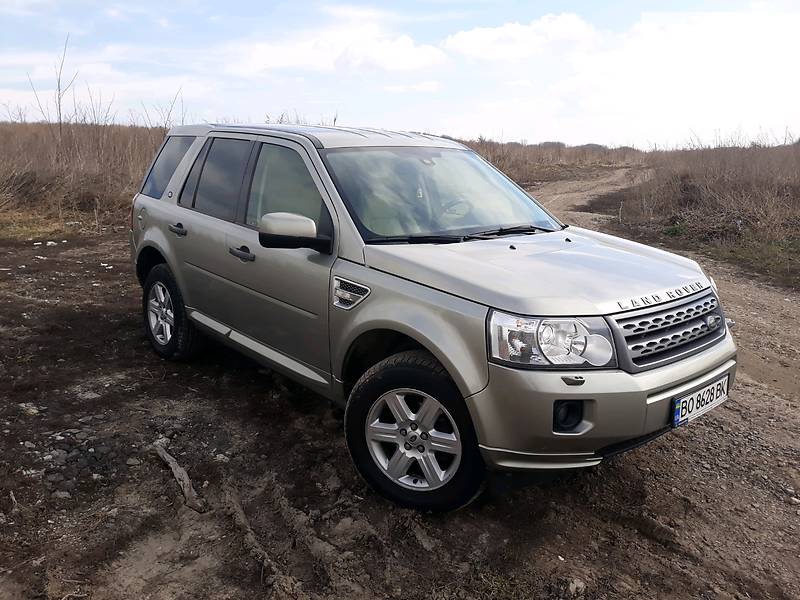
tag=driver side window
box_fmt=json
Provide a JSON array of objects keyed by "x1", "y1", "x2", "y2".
[{"x1": 246, "y1": 143, "x2": 331, "y2": 235}]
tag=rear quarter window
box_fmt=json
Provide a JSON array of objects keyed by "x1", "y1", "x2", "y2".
[{"x1": 141, "y1": 136, "x2": 196, "y2": 199}]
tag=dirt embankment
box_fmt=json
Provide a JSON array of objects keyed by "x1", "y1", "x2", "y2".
[{"x1": 1, "y1": 170, "x2": 798, "y2": 599}]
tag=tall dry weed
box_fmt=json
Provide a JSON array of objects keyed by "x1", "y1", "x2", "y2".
[
  {"x1": 597, "y1": 142, "x2": 800, "y2": 287},
  {"x1": 0, "y1": 121, "x2": 164, "y2": 223},
  {"x1": 0, "y1": 123, "x2": 642, "y2": 225},
  {"x1": 461, "y1": 137, "x2": 643, "y2": 184}
]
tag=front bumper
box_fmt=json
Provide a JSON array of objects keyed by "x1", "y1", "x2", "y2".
[{"x1": 465, "y1": 331, "x2": 737, "y2": 470}]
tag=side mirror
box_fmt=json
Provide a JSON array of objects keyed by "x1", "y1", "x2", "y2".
[{"x1": 258, "y1": 212, "x2": 332, "y2": 254}]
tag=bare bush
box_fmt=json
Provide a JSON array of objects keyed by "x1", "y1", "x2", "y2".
[
  {"x1": 459, "y1": 136, "x2": 644, "y2": 184},
  {"x1": 595, "y1": 143, "x2": 800, "y2": 287},
  {"x1": 0, "y1": 36, "x2": 186, "y2": 228},
  {"x1": 2, "y1": 111, "x2": 797, "y2": 288},
  {"x1": 0, "y1": 122, "x2": 643, "y2": 227},
  {"x1": 0, "y1": 121, "x2": 163, "y2": 224}
]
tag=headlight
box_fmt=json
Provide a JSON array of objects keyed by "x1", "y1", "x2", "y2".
[{"x1": 488, "y1": 311, "x2": 616, "y2": 368}]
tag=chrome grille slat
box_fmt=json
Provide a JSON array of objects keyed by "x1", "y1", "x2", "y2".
[
  {"x1": 628, "y1": 317, "x2": 712, "y2": 359},
  {"x1": 611, "y1": 292, "x2": 725, "y2": 371},
  {"x1": 616, "y1": 296, "x2": 718, "y2": 336}
]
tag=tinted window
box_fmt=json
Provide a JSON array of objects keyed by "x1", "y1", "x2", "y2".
[
  {"x1": 246, "y1": 144, "x2": 330, "y2": 234},
  {"x1": 179, "y1": 139, "x2": 211, "y2": 206},
  {"x1": 141, "y1": 136, "x2": 195, "y2": 198},
  {"x1": 194, "y1": 138, "x2": 252, "y2": 221}
]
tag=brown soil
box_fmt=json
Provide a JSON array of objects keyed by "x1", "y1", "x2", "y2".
[{"x1": 1, "y1": 171, "x2": 798, "y2": 599}]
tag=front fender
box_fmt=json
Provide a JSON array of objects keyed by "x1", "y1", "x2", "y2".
[{"x1": 330, "y1": 261, "x2": 490, "y2": 398}]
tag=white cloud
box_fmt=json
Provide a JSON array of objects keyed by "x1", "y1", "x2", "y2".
[
  {"x1": 439, "y1": 8, "x2": 800, "y2": 146},
  {"x1": 506, "y1": 79, "x2": 535, "y2": 88},
  {"x1": 321, "y1": 3, "x2": 394, "y2": 21},
  {"x1": 2, "y1": 5, "x2": 799, "y2": 146},
  {"x1": 0, "y1": 0, "x2": 51, "y2": 15},
  {"x1": 337, "y1": 31, "x2": 446, "y2": 71},
  {"x1": 322, "y1": 2, "x2": 472, "y2": 24},
  {"x1": 224, "y1": 23, "x2": 446, "y2": 75},
  {"x1": 443, "y1": 13, "x2": 597, "y2": 60},
  {"x1": 383, "y1": 80, "x2": 441, "y2": 93}
]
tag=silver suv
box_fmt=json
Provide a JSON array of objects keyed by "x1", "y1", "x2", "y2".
[{"x1": 130, "y1": 124, "x2": 737, "y2": 511}]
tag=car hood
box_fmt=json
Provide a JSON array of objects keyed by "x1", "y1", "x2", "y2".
[{"x1": 363, "y1": 227, "x2": 712, "y2": 316}]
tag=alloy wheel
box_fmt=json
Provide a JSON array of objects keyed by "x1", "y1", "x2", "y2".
[
  {"x1": 147, "y1": 282, "x2": 175, "y2": 345},
  {"x1": 364, "y1": 388, "x2": 462, "y2": 491}
]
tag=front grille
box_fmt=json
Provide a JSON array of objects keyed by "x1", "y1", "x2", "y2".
[{"x1": 610, "y1": 292, "x2": 726, "y2": 371}]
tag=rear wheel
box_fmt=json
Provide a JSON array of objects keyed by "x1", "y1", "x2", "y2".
[
  {"x1": 345, "y1": 350, "x2": 485, "y2": 511},
  {"x1": 142, "y1": 264, "x2": 203, "y2": 360}
]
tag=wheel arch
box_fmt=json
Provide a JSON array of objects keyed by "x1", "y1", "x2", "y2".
[
  {"x1": 337, "y1": 320, "x2": 487, "y2": 401},
  {"x1": 136, "y1": 244, "x2": 168, "y2": 286},
  {"x1": 340, "y1": 329, "x2": 428, "y2": 397},
  {"x1": 134, "y1": 235, "x2": 185, "y2": 297}
]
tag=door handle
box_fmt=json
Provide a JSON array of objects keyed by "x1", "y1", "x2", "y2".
[
  {"x1": 228, "y1": 246, "x2": 256, "y2": 262},
  {"x1": 168, "y1": 223, "x2": 188, "y2": 237}
]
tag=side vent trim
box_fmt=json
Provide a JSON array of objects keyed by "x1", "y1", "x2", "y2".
[{"x1": 333, "y1": 277, "x2": 370, "y2": 310}]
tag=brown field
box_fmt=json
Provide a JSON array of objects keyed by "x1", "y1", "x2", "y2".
[
  {"x1": 3, "y1": 121, "x2": 797, "y2": 292},
  {"x1": 0, "y1": 121, "x2": 643, "y2": 227},
  {"x1": 585, "y1": 143, "x2": 800, "y2": 289},
  {"x1": 1, "y1": 121, "x2": 799, "y2": 599},
  {"x1": 0, "y1": 122, "x2": 163, "y2": 229}
]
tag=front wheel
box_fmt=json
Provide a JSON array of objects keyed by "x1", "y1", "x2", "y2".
[{"x1": 345, "y1": 350, "x2": 485, "y2": 511}]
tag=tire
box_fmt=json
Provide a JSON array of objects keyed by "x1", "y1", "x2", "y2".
[
  {"x1": 345, "y1": 350, "x2": 485, "y2": 511},
  {"x1": 142, "y1": 263, "x2": 203, "y2": 360}
]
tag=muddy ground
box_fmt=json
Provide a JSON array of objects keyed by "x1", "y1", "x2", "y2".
[{"x1": 1, "y1": 168, "x2": 798, "y2": 599}]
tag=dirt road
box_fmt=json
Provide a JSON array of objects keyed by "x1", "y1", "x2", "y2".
[{"x1": 1, "y1": 169, "x2": 798, "y2": 599}]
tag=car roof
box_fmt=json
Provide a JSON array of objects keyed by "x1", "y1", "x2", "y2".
[{"x1": 167, "y1": 123, "x2": 468, "y2": 150}]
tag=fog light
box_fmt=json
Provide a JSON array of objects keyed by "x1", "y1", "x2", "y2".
[{"x1": 553, "y1": 400, "x2": 583, "y2": 432}]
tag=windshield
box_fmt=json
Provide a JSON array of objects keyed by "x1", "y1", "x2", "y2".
[{"x1": 322, "y1": 147, "x2": 560, "y2": 242}]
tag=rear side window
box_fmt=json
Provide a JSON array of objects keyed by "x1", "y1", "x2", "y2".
[
  {"x1": 141, "y1": 136, "x2": 195, "y2": 198},
  {"x1": 193, "y1": 138, "x2": 252, "y2": 221}
]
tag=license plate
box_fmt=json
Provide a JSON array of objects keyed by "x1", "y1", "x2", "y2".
[{"x1": 672, "y1": 375, "x2": 729, "y2": 427}]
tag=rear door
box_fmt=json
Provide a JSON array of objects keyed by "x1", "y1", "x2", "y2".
[
  {"x1": 223, "y1": 138, "x2": 337, "y2": 378},
  {"x1": 132, "y1": 134, "x2": 197, "y2": 254},
  {"x1": 168, "y1": 134, "x2": 254, "y2": 327}
]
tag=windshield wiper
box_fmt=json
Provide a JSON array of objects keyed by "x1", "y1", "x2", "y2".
[
  {"x1": 366, "y1": 234, "x2": 477, "y2": 245},
  {"x1": 365, "y1": 225, "x2": 558, "y2": 245},
  {"x1": 469, "y1": 224, "x2": 557, "y2": 237}
]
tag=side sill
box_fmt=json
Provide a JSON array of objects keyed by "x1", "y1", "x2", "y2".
[
  {"x1": 188, "y1": 309, "x2": 231, "y2": 336},
  {"x1": 187, "y1": 309, "x2": 327, "y2": 387},
  {"x1": 228, "y1": 330, "x2": 327, "y2": 385}
]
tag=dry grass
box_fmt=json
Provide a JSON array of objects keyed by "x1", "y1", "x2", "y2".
[
  {"x1": 459, "y1": 136, "x2": 644, "y2": 184},
  {"x1": 589, "y1": 143, "x2": 800, "y2": 288},
  {"x1": 1, "y1": 120, "x2": 798, "y2": 287},
  {"x1": 0, "y1": 122, "x2": 641, "y2": 235},
  {"x1": 0, "y1": 121, "x2": 164, "y2": 232}
]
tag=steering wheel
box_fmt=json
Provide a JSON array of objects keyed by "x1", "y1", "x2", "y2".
[{"x1": 441, "y1": 199, "x2": 472, "y2": 218}]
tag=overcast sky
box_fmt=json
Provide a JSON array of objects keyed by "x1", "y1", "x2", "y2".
[{"x1": 1, "y1": 0, "x2": 798, "y2": 147}]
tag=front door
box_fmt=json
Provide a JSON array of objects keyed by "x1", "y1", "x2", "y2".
[{"x1": 223, "y1": 139, "x2": 337, "y2": 379}]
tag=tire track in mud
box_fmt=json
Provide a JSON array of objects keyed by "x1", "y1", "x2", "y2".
[
  {"x1": 256, "y1": 472, "x2": 368, "y2": 597},
  {"x1": 223, "y1": 480, "x2": 313, "y2": 600},
  {"x1": 219, "y1": 378, "x2": 467, "y2": 600}
]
